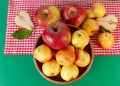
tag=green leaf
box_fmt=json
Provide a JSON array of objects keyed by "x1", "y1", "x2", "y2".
[
  {"x1": 100, "y1": 27, "x2": 110, "y2": 33},
  {"x1": 12, "y1": 29, "x2": 33, "y2": 40}
]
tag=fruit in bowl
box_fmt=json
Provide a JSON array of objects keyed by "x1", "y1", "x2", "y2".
[
  {"x1": 56, "y1": 45, "x2": 76, "y2": 66},
  {"x1": 33, "y1": 44, "x2": 54, "y2": 63},
  {"x1": 33, "y1": 22, "x2": 94, "y2": 84},
  {"x1": 42, "y1": 59, "x2": 61, "y2": 77},
  {"x1": 75, "y1": 49, "x2": 90, "y2": 67},
  {"x1": 42, "y1": 22, "x2": 71, "y2": 49},
  {"x1": 71, "y1": 29, "x2": 90, "y2": 49},
  {"x1": 60, "y1": 64, "x2": 79, "y2": 81}
]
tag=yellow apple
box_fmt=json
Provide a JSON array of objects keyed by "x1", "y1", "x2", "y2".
[
  {"x1": 98, "y1": 32, "x2": 114, "y2": 49},
  {"x1": 82, "y1": 19, "x2": 100, "y2": 36},
  {"x1": 75, "y1": 49, "x2": 90, "y2": 67},
  {"x1": 60, "y1": 64, "x2": 79, "y2": 81},
  {"x1": 42, "y1": 59, "x2": 61, "y2": 77},
  {"x1": 87, "y1": 3, "x2": 106, "y2": 18},
  {"x1": 71, "y1": 30, "x2": 90, "y2": 49},
  {"x1": 33, "y1": 44, "x2": 53, "y2": 63},
  {"x1": 56, "y1": 45, "x2": 76, "y2": 66}
]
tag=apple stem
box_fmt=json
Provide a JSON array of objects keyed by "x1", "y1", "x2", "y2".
[
  {"x1": 78, "y1": 33, "x2": 81, "y2": 37},
  {"x1": 70, "y1": 11, "x2": 75, "y2": 15},
  {"x1": 43, "y1": 13, "x2": 48, "y2": 18},
  {"x1": 52, "y1": 27, "x2": 58, "y2": 32}
]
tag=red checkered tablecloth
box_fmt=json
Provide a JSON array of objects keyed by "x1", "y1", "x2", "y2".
[{"x1": 4, "y1": 0, "x2": 120, "y2": 56}]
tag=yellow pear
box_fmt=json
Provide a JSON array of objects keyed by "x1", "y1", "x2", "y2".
[
  {"x1": 15, "y1": 11, "x2": 34, "y2": 30},
  {"x1": 97, "y1": 15, "x2": 118, "y2": 31},
  {"x1": 71, "y1": 30, "x2": 90, "y2": 49},
  {"x1": 60, "y1": 64, "x2": 79, "y2": 81},
  {"x1": 42, "y1": 59, "x2": 61, "y2": 77},
  {"x1": 98, "y1": 32, "x2": 114, "y2": 49},
  {"x1": 75, "y1": 49, "x2": 90, "y2": 67},
  {"x1": 33, "y1": 44, "x2": 53, "y2": 63},
  {"x1": 82, "y1": 19, "x2": 100, "y2": 36},
  {"x1": 87, "y1": 3, "x2": 106, "y2": 18}
]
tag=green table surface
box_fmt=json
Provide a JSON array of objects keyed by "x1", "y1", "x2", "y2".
[{"x1": 0, "y1": 0, "x2": 120, "y2": 86}]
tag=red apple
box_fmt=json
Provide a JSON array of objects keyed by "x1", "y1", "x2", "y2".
[
  {"x1": 61, "y1": 2, "x2": 86, "y2": 26},
  {"x1": 34, "y1": 5, "x2": 61, "y2": 28},
  {"x1": 42, "y1": 22, "x2": 71, "y2": 49}
]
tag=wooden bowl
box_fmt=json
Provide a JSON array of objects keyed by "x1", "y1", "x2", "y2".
[{"x1": 33, "y1": 24, "x2": 94, "y2": 84}]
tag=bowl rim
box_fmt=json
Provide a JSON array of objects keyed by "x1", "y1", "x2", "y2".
[{"x1": 33, "y1": 24, "x2": 94, "y2": 84}]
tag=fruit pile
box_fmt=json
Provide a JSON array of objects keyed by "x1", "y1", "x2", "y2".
[
  {"x1": 33, "y1": 2, "x2": 92, "y2": 81},
  {"x1": 12, "y1": 2, "x2": 118, "y2": 49},
  {"x1": 33, "y1": 22, "x2": 91, "y2": 81},
  {"x1": 12, "y1": 2, "x2": 118, "y2": 81},
  {"x1": 83, "y1": 3, "x2": 118, "y2": 49},
  {"x1": 12, "y1": 1, "x2": 118, "y2": 81}
]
